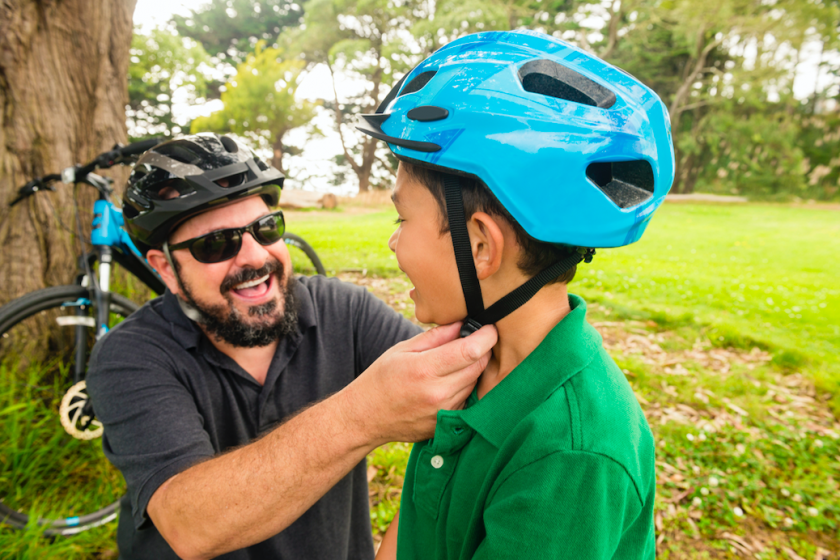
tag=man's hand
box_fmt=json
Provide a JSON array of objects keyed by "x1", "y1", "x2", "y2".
[
  {"x1": 148, "y1": 322, "x2": 495, "y2": 559},
  {"x1": 341, "y1": 322, "x2": 497, "y2": 447}
]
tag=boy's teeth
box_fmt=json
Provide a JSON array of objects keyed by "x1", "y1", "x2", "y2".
[{"x1": 234, "y1": 275, "x2": 270, "y2": 290}]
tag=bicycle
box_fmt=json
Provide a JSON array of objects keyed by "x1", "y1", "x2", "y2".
[{"x1": 0, "y1": 139, "x2": 325, "y2": 536}]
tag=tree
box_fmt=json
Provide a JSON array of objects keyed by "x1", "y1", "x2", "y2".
[
  {"x1": 413, "y1": 0, "x2": 839, "y2": 200},
  {"x1": 172, "y1": 0, "x2": 305, "y2": 66},
  {"x1": 0, "y1": 0, "x2": 136, "y2": 304},
  {"x1": 284, "y1": 0, "x2": 426, "y2": 191},
  {"x1": 191, "y1": 43, "x2": 318, "y2": 174},
  {"x1": 128, "y1": 26, "x2": 212, "y2": 139}
]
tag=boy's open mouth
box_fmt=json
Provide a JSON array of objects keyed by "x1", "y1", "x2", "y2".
[{"x1": 231, "y1": 274, "x2": 272, "y2": 299}]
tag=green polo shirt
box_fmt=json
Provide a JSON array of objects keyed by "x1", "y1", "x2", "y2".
[{"x1": 396, "y1": 294, "x2": 656, "y2": 560}]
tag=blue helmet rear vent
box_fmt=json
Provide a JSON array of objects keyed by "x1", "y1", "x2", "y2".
[
  {"x1": 399, "y1": 71, "x2": 437, "y2": 97},
  {"x1": 586, "y1": 160, "x2": 655, "y2": 208},
  {"x1": 519, "y1": 59, "x2": 616, "y2": 109}
]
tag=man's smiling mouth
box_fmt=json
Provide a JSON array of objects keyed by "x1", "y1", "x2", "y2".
[
  {"x1": 232, "y1": 274, "x2": 273, "y2": 298},
  {"x1": 234, "y1": 275, "x2": 270, "y2": 290}
]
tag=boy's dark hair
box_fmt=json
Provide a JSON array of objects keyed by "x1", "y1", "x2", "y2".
[{"x1": 402, "y1": 162, "x2": 577, "y2": 285}]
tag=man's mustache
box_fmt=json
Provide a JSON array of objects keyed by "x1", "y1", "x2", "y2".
[{"x1": 220, "y1": 258, "x2": 285, "y2": 294}]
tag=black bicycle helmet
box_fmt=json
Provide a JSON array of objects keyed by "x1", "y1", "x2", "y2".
[{"x1": 123, "y1": 133, "x2": 283, "y2": 255}]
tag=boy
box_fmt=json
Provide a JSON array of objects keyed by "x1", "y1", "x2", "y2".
[{"x1": 358, "y1": 30, "x2": 674, "y2": 559}]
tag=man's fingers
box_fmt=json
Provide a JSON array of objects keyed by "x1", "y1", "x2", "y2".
[
  {"x1": 403, "y1": 322, "x2": 462, "y2": 353},
  {"x1": 442, "y1": 382, "x2": 479, "y2": 412},
  {"x1": 421, "y1": 324, "x2": 498, "y2": 378}
]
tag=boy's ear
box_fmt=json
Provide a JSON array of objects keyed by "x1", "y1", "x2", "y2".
[
  {"x1": 467, "y1": 212, "x2": 506, "y2": 281},
  {"x1": 146, "y1": 249, "x2": 182, "y2": 296}
]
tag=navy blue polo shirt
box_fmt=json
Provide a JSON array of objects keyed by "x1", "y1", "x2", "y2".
[{"x1": 87, "y1": 275, "x2": 422, "y2": 560}]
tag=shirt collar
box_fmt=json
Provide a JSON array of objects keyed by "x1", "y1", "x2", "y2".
[
  {"x1": 159, "y1": 277, "x2": 318, "y2": 353},
  {"x1": 445, "y1": 294, "x2": 602, "y2": 449}
]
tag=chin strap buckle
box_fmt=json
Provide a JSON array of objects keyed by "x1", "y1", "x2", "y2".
[
  {"x1": 460, "y1": 317, "x2": 483, "y2": 338},
  {"x1": 579, "y1": 247, "x2": 596, "y2": 264}
]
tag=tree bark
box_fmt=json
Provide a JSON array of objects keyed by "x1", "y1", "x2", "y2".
[
  {"x1": 272, "y1": 135, "x2": 286, "y2": 175},
  {"x1": 0, "y1": 0, "x2": 136, "y2": 305},
  {"x1": 668, "y1": 28, "x2": 721, "y2": 134}
]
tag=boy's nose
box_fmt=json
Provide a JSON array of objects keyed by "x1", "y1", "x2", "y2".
[{"x1": 388, "y1": 229, "x2": 399, "y2": 253}]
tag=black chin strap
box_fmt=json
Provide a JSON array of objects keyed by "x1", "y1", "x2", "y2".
[{"x1": 442, "y1": 175, "x2": 594, "y2": 337}]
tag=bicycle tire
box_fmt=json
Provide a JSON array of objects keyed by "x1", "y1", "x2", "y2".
[
  {"x1": 283, "y1": 232, "x2": 326, "y2": 276},
  {"x1": 0, "y1": 285, "x2": 138, "y2": 536}
]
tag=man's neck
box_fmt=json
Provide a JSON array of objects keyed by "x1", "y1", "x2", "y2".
[
  {"x1": 201, "y1": 327, "x2": 279, "y2": 386},
  {"x1": 476, "y1": 282, "x2": 570, "y2": 399}
]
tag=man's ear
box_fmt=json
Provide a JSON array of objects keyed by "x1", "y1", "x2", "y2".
[
  {"x1": 146, "y1": 249, "x2": 182, "y2": 296},
  {"x1": 467, "y1": 212, "x2": 506, "y2": 281}
]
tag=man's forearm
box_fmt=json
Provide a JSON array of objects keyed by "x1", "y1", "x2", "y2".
[
  {"x1": 148, "y1": 322, "x2": 497, "y2": 559},
  {"x1": 149, "y1": 387, "x2": 371, "y2": 560}
]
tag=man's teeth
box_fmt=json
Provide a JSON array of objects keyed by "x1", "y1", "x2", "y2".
[{"x1": 234, "y1": 275, "x2": 270, "y2": 290}]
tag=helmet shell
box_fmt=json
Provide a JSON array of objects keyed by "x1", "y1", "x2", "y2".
[
  {"x1": 123, "y1": 133, "x2": 283, "y2": 254},
  {"x1": 361, "y1": 30, "x2": 675, "y2": 248}
]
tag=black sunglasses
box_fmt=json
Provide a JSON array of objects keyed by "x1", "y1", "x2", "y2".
[{"x1": 167, "y1": 211, "x2": 286, "y2": 263}]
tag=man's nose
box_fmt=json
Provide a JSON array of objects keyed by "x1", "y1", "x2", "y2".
[{"x1": 233, "y1": 232, "x2": 269, "y2": 269}]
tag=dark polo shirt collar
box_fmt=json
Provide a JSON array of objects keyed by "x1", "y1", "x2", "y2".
[
  {"x1": 157, "y1": 279, "x2": 319, "y2": 389},
  {"x1": 438, "y1": 294, "x2": 603, "y2": 450}
]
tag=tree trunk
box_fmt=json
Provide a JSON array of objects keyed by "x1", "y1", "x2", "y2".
[
  {"x1": 0, "y1": 0, "x2": 136, "y2": 305},
  {"x1": 271, "y1": 135, "x2": 285, "y2": 175}
]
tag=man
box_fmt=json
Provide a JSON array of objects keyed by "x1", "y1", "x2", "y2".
[{"x1": 86, "y1": 133, "x2": 497, "y2": 560}]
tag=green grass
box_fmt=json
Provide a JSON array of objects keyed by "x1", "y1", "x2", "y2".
[
  {"x1": 285, "y1": 209, "x2": 402, "y2": 276},
  {"x1": 288, "y1": 203, "x2": 840, "y2": 413},
  {"x1": 293, "y1": 202, "x2": 840, "y2": 556},
  {"x1": 2, "y1": 201, "x2": 837, "y2": 557}
]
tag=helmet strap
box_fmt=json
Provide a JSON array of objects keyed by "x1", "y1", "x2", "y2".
[
  {"x1": 442, "y1": 175, "x2": 594, "y2": 337},
  {"x1": 162, "y1": 241, "x2": 203, "y2": 323},
  {"x1": 443, "y1": 176, "x2": 485, "y2": 336}
]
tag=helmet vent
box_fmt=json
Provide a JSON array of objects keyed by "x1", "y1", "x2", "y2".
[
  {"x1": 586, "y1": 160, "x2": 655, "y2": 208},
  {"x1": 215, "y1": 172, "x2": 247, "y2": 188},
  {"x1": 399, "y1": 71, "x2": 437, "y2": 97},
  {"x1": 220, "y1": 135, "x2": 239, "y2": 153},
  {"x1": 156, "y1": 144, "x2": 202, "y2": 165},
  {"x1": 519, "y1": 60, "x2": 616, "y2": 109},
  {"x1": 147, "y1": 179, "x2": 195, "y2": 200}
]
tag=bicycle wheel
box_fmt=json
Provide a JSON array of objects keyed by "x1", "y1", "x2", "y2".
[
  {"x1": 283, "y1": 232, "x2": 326, "y2": 276},
  {"x1": 0, "y1": 285, "x2": 138, "y2": 535}
]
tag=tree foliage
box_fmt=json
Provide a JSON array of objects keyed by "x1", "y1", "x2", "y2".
[
  {"x1": 172, "y1": 0, "x2": 304, "y2": 65},
  {"x1": 421, "y1": 0, "x2": 840, "y2": 200},
  {"x1": 282, "y1": 0, "x2": 427, "y2": 190},
  {"x1": 158, "y1": 0, "x2": 840, "y2": 199},
  {"x1": 191, "y1": 43, "x2": 318, "y2": 173},
  {"x1": 128, "y1": 27, "x2": 212, "y2": 139}
]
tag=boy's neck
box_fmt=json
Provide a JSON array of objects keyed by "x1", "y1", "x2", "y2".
[{"x1": 476, "y1": 282, "x2": 571, "y2": 399}]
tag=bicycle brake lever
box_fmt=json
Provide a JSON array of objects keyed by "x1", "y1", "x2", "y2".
[{"x1": 10, "y1": 179, "x2": 53, "y2": 207}]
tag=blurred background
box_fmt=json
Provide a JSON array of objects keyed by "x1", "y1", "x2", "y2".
[{"x1": 126, "y1": 0, "x2": 840, "y2": 200}]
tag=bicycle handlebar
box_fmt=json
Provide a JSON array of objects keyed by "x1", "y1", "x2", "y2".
[{"x1": 10, "y1": 137, "x2": 166, "y2": 207}]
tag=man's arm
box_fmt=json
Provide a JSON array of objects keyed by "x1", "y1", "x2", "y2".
[{"x1": 148, "y1": 322, "x2": 497, "y2": 560}]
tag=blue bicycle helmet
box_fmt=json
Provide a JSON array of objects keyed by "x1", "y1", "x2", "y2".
[{"x1": 357, "y1": 30, "x2": 675, "y2": 334}]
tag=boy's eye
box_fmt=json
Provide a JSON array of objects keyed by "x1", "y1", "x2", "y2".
[{"x1": 394, "y1": 217, "x2": 405, "y2": 225}]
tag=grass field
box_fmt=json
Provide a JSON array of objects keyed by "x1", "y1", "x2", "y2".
[
  {"x1": 289, "y1": 201, "x2": 840, "y2": 558},
  {"x1": 1, "y1": 200, "x2": 837, "y2": 558},
  {"x1": 287, "y1": 202, "x2": 840, "y2": 414}
]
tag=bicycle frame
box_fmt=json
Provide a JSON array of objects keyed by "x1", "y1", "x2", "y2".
[{"x1": 78, "y1": 175, "x2": 165, "y2": 344}]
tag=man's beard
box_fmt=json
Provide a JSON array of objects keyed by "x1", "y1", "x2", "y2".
[{"x1": 174, "y1": 256, "x2": 299, "y2": 348}]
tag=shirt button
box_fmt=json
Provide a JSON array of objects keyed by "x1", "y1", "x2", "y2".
[{"x1": 431, "y1": 455, "x2": 444, "y2": 469}]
